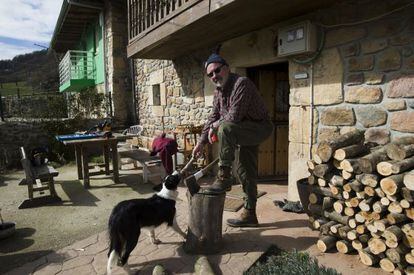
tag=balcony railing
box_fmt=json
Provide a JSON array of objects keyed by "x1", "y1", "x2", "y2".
[
  {"x1": 59, "y1": 50, "x2": 95, "y2": 87},
  {"x1": 128, "y1": 0, "x2": 201, "y2": 41}
]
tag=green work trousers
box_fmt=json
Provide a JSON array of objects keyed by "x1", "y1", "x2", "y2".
[{"x1": 217, "y1": 120, "x2": 274, "y2": 210}]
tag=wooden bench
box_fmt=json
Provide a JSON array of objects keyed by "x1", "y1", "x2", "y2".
[
  {"x1": 118, "y1": 148, "x2": 164, "y2": 183},
  {"x1": 19, "y1": 147, "x2": 62, "y2": 209}
]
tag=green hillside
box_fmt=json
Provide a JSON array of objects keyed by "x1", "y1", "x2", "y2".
[{"x1": 0, "y1": 50, "x2": 59, "y2": 95}]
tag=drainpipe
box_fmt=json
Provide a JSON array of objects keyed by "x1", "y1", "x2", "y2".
[
  {"x1": 309, "y1": 63, "x2": 314, "y2": 159},
  {"x1": 130, "y1": 60, "x2": 138, "y2": 124}
]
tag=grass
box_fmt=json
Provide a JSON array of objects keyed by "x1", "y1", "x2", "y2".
[
  {"x1": 245, "y1": 246, "x2": 340, "y2": 275},
  {"x1": 0, "y1": 81, "x2": 34, "y2": 96}
]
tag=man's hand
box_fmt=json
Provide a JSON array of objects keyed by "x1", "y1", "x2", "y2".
[{"x1": 192, "y1": 142, "x2": 205, "y2": 158}]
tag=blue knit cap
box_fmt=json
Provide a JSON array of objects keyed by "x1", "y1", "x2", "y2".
[{"x1": 204, "y1": 53, "x2": 227, "y2": 68}]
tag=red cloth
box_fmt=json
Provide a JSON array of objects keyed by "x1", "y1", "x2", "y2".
[{"x1": 151, "y1": 135, "x2": 178, "y2": 175}]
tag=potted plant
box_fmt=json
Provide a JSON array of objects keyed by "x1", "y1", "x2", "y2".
[{"x1": 0, "y1": 208, "x2": 16, "y2": 240}]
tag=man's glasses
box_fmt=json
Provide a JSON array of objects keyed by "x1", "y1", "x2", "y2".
[{"x1": 207, "y1": 64, "x2": 225, "y2": 78}]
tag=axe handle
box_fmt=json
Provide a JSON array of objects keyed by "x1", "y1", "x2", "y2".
[{"x1": 200, "y1": 158, "x2": 219, "y2": 174}]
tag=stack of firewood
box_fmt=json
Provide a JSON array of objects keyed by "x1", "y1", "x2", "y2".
[{"x1": 307, "y1": 129, "x2": 414, "y2": 274}]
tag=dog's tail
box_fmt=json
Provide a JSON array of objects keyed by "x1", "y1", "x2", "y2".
[
  {"x1": 107, "y1": 211, "x2": 124, "y2": 274},
  {"x1": 107, "y1": 249, "x2": 119, "y2": 275}
]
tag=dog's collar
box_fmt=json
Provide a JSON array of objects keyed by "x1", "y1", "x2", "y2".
[{"x1": 156, "y1": 186, "x2": 178, "y2": 201}]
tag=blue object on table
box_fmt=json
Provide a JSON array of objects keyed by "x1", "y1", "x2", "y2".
[{"x1": 56, "y1": 133, "x2": 100, "y2": 141}]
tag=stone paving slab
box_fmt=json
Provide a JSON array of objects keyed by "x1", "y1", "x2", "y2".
[{"x1": 5, "y1": 183, "x2": 389, "y2": 275}]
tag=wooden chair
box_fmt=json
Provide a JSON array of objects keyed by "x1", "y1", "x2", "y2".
[{"x1": 19, "y1": 147, "x2": 61, "y2": 209}]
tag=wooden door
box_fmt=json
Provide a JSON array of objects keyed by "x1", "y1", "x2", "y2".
[{"x1": 247, "y1": 63, "x2": 289, "y2": 179}]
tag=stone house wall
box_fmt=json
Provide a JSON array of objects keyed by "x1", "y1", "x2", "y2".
[
  {"x1": 104, "y1": 0, "x2": 133, "y2": 128},
  {"x1": 132, "y1": 0, "x2": 414, "y2": 200}
]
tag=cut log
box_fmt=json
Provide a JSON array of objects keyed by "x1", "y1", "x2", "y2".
[
  {"x1": 312, "y1": 186, "x2": 342, "y2": 199},
  {"x1": 356, "y1": 224, "x2": 367, "y2": 234},
  {"x1": 312, "y1": 218, "x2": 328, "y2": 229},
  {"x1": 387, "y1": 144, "x2": 414, "y2": 161},
  {"x1": 333, "y1": 159, "x2": 342, "y2": 170},
  {"x1": 317, "y1": 235, "x2": 337, "y2": 252},
  {"x1": 356, "y1": 191, "x2": 368, "y2": 199},
  {"x1": 355, "y1": 212, "x2": 367, "y2": 223},
  {"x1": 318, "y1": 177, "x2": 329, "y2": 187},
  {"x1": 388, "y1": 213, "x2": 409, "y2": 225},
  {"x1": 336, "y1": 240, "x2": 355, "y2": 254},
  {"x1": 330, "y1": 175, "x2": 345, "y2": 186},
  {"x1": 338, "y1": 225, "x2": 352, "y2": 239},
  {"x1": 381, "y1": 197, "x2": 391, "y2": 206},
  {"x1": 357, "y1": 173, "x2": 380, "y2": 187},
  {"x1": 358, "y1": 147, "x2": 389, "y2": 174},
  {"x1": 344, "y1": 207, "x2": 355, "y2": 217},
  {"x1": 307, "y1": 160, "x2": 317, "y2": 170},
  {"x1": 380, "y1": 258, "x2": 396, "y2": 272},
  {"x1": 184, "y1": 191, "x2": 226, "y2": 254},
  {"x1": 320, "y1": 220, "x2": 337, "y2": 235},
  {"x1": 388, "y1": 201, "x2": 403, "y2": 214},
  {"x1": 330, "y1": 223, "x2": 342, "y2": 234},
  {"x1": 381, "y1": 174, "x2": 406, "y2": 196},
  {"x1": 367, "y1": 221, "x2": 378, "y2": 233},
  {"x1": 386, "y1": 238, "x2": 399, "y2": 249},
  {"x1": 342, "y1": 190, "x2": 351, "y2": 200},
  {"x1": 347, "y1": 229, "x2": 358, "y2": 240},
  {"x1": 343, "y1": 183, "x2": 352, "y2": 193},
  {"x1": 404, "y1": 170, "x2": 414, "y2": 191},
  {"x1": 406, "y1": 209, "x2": 414, "y2": 220},
  {"x1": 402, "y1": 223, "x2": 414, "y2": 248},
  {"x1": 386, "y1": 244, "x2": 410, "y2": 263},
  {"x1": 364, "y1": 186, "x2": 376, "y2": 197},
  {"x1": 383, "y1": 225, "x2": 404, "y2": 242},
  {"x1": 359, "y1": 198, "x2": 375, "y2": 212},
  {"x1": 359, "y1": 247, "x2": 380, "y2": 266},
  {"x1": 329, "y1": 184, "x2": 340, "y2": 196},
  {"x1": 401, "y1": 199, "x2": 411, "y2": 209},
  {"x1": 340, "y1": 159, "x2": 361, "y2": 173},
  {"x1": 333, "y1": 200, "x2": 345, "y2": 214},
  {"x1": 392, "y1": 157, "x2": 414, "y2": 174},
  {"x1": 374, "y1": 219, "x2": 389, "y2": 232},
  {"x1": 324, "y1": 210, "x2": 350, "y2": 225},
  {"x1": 406, "y1": 253, "x2": 414, "y2": 265},
  {"x1": 313, "y1": 164, "x2": 333, "y2": 178},
  {"x1": 334, "y1": 144, "x2": 369, "y2": 161},
  {"x1": 317, "y1": 130, "x2": 365, "y2": 162},
  {"x1": 368, "y1": 238, "x2": 387, "y2": 255},
  {"x1": 406, "y1": 265, "x2": 414, "y2": 275},
  {"x1": 375, "y1": 187, "x2": 386, "y2": 198},
  {"x1": 352, "y1": 240, "x2": 366, "y2": 251},
  {"x1": 342, "y1": 170, "x2": 353, "y2": 180},
  {"x1": 349, "y1": 180, "x2": 363, "y2": 192},
  {"x1": 377, "y1": 160, "x2": 399, "y2": 176},
  {"x1": 373, "y1": 201, "x2": 388, "y2": 214},
  {"x1": 349, "y1": 197, "x2": 361, "y2": 208},
  {"x1": 348, "y1": 218, "x2": 358, "y2": 229}
]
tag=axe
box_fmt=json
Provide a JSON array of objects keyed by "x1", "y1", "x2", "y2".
[{"x1": 184, "y1": 158, "x2": 219, "y2": 196}]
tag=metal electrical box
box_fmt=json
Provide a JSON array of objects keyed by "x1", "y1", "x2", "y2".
[{"x1": 277, "y1": 21, "x2": 317, "y2": 57}]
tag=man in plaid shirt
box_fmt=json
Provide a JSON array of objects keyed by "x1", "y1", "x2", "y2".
[{"x1": 192, "y1": 53, "x2": 273, "y2": 227}]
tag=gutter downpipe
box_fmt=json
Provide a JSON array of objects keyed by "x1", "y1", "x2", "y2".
[{"x1": 309, "y1": 63, "x2": 314, "y2": 159}]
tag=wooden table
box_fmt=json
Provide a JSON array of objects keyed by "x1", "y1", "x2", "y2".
[{"x1": 62, "y1": 134, "x2": 131, "y2": 188}]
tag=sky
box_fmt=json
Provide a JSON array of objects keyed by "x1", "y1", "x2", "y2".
[{"x1": 0, "y1": 0, "x2": 63, "y2": 61}]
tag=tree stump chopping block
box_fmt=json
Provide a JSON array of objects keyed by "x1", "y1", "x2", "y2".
[{"x1": 184, "y1": 189, "x2": 226, "y2": 254}]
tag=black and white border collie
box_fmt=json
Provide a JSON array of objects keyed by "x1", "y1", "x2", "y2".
[{"x1": 107, "y1": 171, "x2": 186, "y2": 274}]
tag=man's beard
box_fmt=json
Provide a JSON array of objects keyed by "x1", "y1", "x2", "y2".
[{"x1": 213, "y1": 74, "x2": 229, "y2": 88}]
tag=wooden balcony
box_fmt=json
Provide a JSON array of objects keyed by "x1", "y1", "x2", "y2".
[
  {"x1": 59, "y1": 50, "x2": 96, "y2": 92},
  {"x1": 127, "y1": 0, "x2": 335, "y2": 59}
]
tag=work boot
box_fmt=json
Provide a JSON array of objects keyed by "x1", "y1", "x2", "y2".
[
  {"x1": 207, "y1": 166, "x2": 234, "y2": 193},
  {"x1": 226, "y1": 208, "x2": 258, "y2": 227}
]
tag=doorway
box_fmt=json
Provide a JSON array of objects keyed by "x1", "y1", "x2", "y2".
[{"x1": 247, "y1": 62, "x2": 289, "y2": 180}]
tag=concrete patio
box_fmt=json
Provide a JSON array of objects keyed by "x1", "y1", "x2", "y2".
[{"x1": 0, "y1": 164, "x2": 388, "y2": 275}]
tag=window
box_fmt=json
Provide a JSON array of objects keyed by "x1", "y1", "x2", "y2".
[{"x1": 152, "y1": 84, "x2": 161, "y2": 106}]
